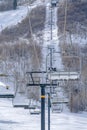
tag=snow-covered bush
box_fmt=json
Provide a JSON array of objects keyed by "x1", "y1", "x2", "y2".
[
  {"x1": 0, "y1": 39, "x2": 42, "y2": 100},
  {"x1": 58, "y1": 0, "x2": 87, "y2": 34},
  {"x1": 60, "y1": 42, "x2": 80, "y2": 71},
  {"x1": 18, "y1": 0, "x2": 36, "y2": 5},
  {"x1": 60, "y1": 43, "x2": 87, "y2": 112}
]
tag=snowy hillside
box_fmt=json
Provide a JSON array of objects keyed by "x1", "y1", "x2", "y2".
[
  {"x1": 0, "y1": 6, "x2": 28, "y2": 32},
  {"x1": 0, "y1": 0, "x2": 87, "y2": 130},
  {"x1": 0, "y1": 1, "x2": 43, "y2": 32}
]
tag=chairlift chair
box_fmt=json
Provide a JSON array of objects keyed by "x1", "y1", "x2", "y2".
[
  {"x1": 51, "y1": 102, "x2": 63, "y2": 113},
  {"x1": 51, "y1": 0, "x2": 57, "y2": 7},
  {"x1": 0, "y1": 94, "x2": 14, "y2": 98},
  {"x1": 28, "y1": 100, "x2": 41, "y2": 114},
  {"x1": 13, "y1": 97, "x2": 29, "y2": 108},
  {"x1": 24, "y1": 104, "x2": 36, "y2": 109},
  {"x1": 13, "y1": 104, "x2": 29, "y2": 108},
  {"x1": 30, "y1": 107, "x2": 41, "y2": 115}
]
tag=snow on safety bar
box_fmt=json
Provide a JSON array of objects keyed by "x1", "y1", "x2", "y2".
[{"x1": 48, "y1": 71, "x2": 80, "y2": 80}]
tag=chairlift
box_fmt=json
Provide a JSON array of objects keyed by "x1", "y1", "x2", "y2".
[
  {"x1": 51, "y1": 102, "x2": 63, "y2": 113},
  {"x1": 27, "y1": 100, "x2": 41, "y2": 114},
  {"x1": 51, "y1": 96, "x2": 69, "y2": 113},
  {"x1": 51, "y1": 0, "x2": 57, "y2": 7},
  {"x1": 52, "y1": 100, "x2": 69, "y2": 104},
  {"x1": 13, "y1": 95, "x2": 29, "y2": 108},
  {"x1": 51, "y1": 93, "x2": 57, "y2": 98},
  {"x1": 0, "y1": 94, "x2": 14, "y2": 98},
  {"x1": 13, "y1": 97, "x2": 29, "y2": 108},
  {"x1": 30, "y1": 108, "x2": 41, "y2": 115},
  {"x1": 24, "y1": 105, "x2": 36, "y2": 109},
  {"x1": 51, "y1": 98, "x2": 69, "y2": 104},
  {"x1": 12, "y1": 86, "x2": 29, "y2": 108},
  {"x1": 13, "y1": 104, "x2": 29, "y2": 108}
]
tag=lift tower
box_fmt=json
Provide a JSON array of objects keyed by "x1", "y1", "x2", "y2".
[{"x1": 13, "y1": 0, "x2": 17, "y2": 10}]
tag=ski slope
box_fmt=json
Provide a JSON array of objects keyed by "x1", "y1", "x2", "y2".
[
  {"x1": 0, "y1": 6, "x2": 28, "y2": 32},
  {"x1": 0, "y1": 0, "x2": 87, "y2": 130},
  {"x1": 0, "y1": 99, "x2": 87, "y2": 130},
  {"x1": 0, "y1": 0, "x2": 43, "y2": 32}
]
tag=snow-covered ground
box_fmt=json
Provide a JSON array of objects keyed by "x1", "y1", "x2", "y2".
[
  {"x1": 43, "y1": 2, "x2": 63, "y2": 71},
  {"x1": 0, "y1": 6, "x2": 28, "y2": 32},
  {"x1": 0, "y1": 0, "x2": 87, "y2": 130},
  {"x1": 0, "y1": 0, "x2": 44, "y2": 32},
  {"x1": 0, "y1": 99, "x2": 87, "y2": 130},
  {"x1": 0, "y1": 0, "x2": 44, "y2": 87}
]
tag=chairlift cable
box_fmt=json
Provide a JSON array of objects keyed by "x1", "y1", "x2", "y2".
[
  {"x1": 12, "y1": 81, "x2": 19, "y2": 105},
  {"x1": 63, "y1": 0, "x2": 68, "y2": 44},
  {"x1": 26, "y1": 2, "x2": 41, "y2": 69}
]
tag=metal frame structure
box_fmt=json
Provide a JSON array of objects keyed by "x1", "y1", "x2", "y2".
[
  {"x1": 0, "y1": 94, "x2": 14, "y2": 98},
  {"x1": 13, "y1": 104, "x2": 29, "y2": 108},
  {"x1": 48, "y1": 71, "x2": 80, "y2": 80},
  {"x1": 26, "y1": 71, "x2": 58, "y2": 130},
  {"x1": 26, "y1": 69, "x2": 80, "y2": 130}
]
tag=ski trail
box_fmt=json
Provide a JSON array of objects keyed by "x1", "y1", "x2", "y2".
[{"x1": 43, "y1": 2, "x2": 63, "y2": 71}]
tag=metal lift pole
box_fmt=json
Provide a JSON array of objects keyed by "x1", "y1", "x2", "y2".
[
  {"x1": 48, "y1": 93, "x2": 50, "y2": 130},
  {"x1": 50, "y1": 48, "x2": 53, "y2": 70},
  {"x1": 51, "y1": 4, "x2": 52, "y2": 40},
  {"x1": 47, "y1": 39, "x2": 53, "y2": 130},
  {"x1": 13, "y1": 0, "x2": 17, "y2": 10},
  {"x1": 48, "y1": 31, "x2": 53, "y2": 130},
  {"x1": 41, "y1": 84, "x2": 45, "y2": 130},
  {"x1": 26, "y1": 70, "x2": 80, "y2": 130}
]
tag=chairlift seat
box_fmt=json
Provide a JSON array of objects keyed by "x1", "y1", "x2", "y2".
[
  {"x1": 0, "y1": 94, "x2": 14, "y2": 98},
  {"x1": 24, "y1": 106, "x2": 36, "y2": 109},
  {"x1": 52, "y1": 108, "x2": 62, "y2": 113},
  {"x1": 13, "y1": 104, "x2": 29, "y2": 108},
  {"x1": 52, "y1": 103, "x2": 63, "y2": 113},
  {"x1": 52, "y1": 100, "x2": 69, "y2": 104},
  {"x1": 30, "y1": 112, "x2": 40, "y2": 115},
  {"x1": 30, "y1": 108, "x2": 41, "y2": 115},
  {"x1": 51, "y1": 0, "x2": 57, "y2": 7}
]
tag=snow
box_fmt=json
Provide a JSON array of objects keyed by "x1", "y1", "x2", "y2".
[
  {"x1": 50, "y1": 112, "x2": 87, "y2": 130},
  {"x1": 0, "y1": 99, "x2": 41, "y2": 130},
  {"x1": 13, "y1": 93, "x2": 29, "y2": 106},
  {"x1": 0, "y1": 0, "x2": 44, "y2": 90},
  {"x1": 43, "y1": 1, "x2": 63, "y2": 71},
  {"x1": 0, "y1": 82, "x2": 6, "y2": 87},
  {"x1": 66, "y1": 33, "x2": 87, "y2": 46},
  {"x1": 0, "y1": 84, "x2": 14, "y2": 95},
  {"x1": 0, "y1": 0, "x2": 44, "y2": 32},
  {"x1": 0, "y1": 99, "x2": 87, "y2": 130},
  {"x1": 0, "y1": 6, "x2": 28, "y2": 32},
  {"x1": 0, "y1": 0, "x2": 87, "y2": 130},
  {"x1": 71, "y1": 34, "x2": 87, "y2": 46}
]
